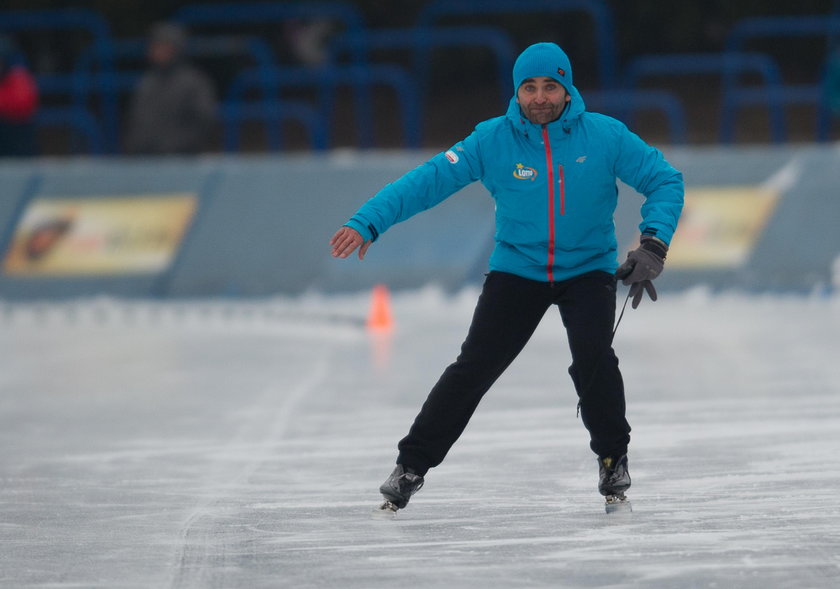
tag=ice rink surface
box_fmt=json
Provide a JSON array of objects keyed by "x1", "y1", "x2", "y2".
[{"x1": 1, "y1": 286, "x2": 839, "y2": 588}]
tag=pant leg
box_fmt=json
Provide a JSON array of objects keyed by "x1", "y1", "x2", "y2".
[
  {"x1": 397, "y1": 272, "x2": 552, "y2": 474},
  {"x1": 555, "y1": 271, "x2": 630, "y2": 459}
]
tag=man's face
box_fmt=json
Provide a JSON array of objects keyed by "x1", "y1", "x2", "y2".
[{"x1": 516, "y1": 77, "x2": 570, "y2": 125}]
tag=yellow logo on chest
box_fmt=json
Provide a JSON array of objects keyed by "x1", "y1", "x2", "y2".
[{"x1": 513, "y1": 163, "x2": 538, "y2": 180}]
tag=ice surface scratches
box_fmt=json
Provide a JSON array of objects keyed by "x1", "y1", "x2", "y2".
[{"x1": 0, "y1": 288, "x2": 838, "y2": 588}]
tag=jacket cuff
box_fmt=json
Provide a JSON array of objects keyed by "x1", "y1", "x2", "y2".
[
  {"x1": 640, "y1": 234, "x2": 668, "y2": 258},
  {"x1": 345, "y1": 218, "x2": 378, "y2": 242}
]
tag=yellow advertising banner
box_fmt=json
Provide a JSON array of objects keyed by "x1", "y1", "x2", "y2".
[
  {"x1": 666, "y1": 186, "x2": 780, "y2": 268},
  {"x1": 3, "y1": 194, "x2": 197, "y2": 276}
]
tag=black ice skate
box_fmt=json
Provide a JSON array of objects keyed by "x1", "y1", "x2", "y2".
[
  {"x1": 598, "y1": 455, "x2": 632, "y2": 513},
  {"x1": 376, "y1": 465, "x2": 424, "y2": 517}
]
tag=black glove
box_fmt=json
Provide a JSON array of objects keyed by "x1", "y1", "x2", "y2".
[{"x1": 615, "y1": 235, "x2": 668, "y2": 309}]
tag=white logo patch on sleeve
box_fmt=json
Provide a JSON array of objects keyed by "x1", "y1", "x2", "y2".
[{"x1": 445, "y1": 150, "x2": 460, "y2": 164}]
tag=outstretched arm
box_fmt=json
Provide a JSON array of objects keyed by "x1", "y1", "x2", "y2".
[
  {"x1": 339, "y1": 133, "x2": 484, "y2": 254},
  {"x1": 329, "y1": 226, "x2": 372, "y2": 260}
]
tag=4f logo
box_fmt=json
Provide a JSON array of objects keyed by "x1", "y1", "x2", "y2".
[{"x1": 513, "y1": 163, "x2": 537, "y2": 180}]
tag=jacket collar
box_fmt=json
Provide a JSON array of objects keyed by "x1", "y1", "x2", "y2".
[{"x1": 506, "y1": 83, "x2": 586, "y2": 142}]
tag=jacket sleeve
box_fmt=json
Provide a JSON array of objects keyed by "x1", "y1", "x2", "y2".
[
  {"x1": 612, "y1": 124, "x2": 684, "y2": 245},
  {"x1": 345, "y1": 132, "x2": 484, "y2": 242}
]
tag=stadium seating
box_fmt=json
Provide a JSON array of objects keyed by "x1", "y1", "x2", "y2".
[
  {"x1": 222, "y1": 64, "x2": 419, "y2": 151},
  {"x1": 0, "y1": 2, "x2": 836, "y2": 153},
  {"x1": 624, "y1": 52, "x2": 791, "y2": 143},
  {"x1": 416, "y1": 0, "x2": 618, "y2": 89},
  {"x1": 724, "y1": 14, "x2": 840, "y2": 141},
  {"x1": 0, "y1": 8, "x2": 115, "y2": 153}
]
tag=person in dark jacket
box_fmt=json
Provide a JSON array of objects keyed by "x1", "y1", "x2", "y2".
[
  {"x1": 0, "y1": 35, "x2": 39, "y2": 158},
  {"x1": 330, "y1": 42, "x2": 684, "y2": 514},
  {"x1": 124, "y1": 23, "x2": 217, "y2": 155}
]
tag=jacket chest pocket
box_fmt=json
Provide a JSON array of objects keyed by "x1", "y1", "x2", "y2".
[{"x1": 558, "y1": 156, "x2": 615, "y2": 204}]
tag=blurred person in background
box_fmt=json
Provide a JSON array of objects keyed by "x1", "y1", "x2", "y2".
[
  {"x1": 125, "y1": 22, "x2": 218, "y2": 155},
  {"x1": 330, "y1": 42, "x2": 683, "y2": 514},
  {"x1": 0, "y1": 35, "x2": 39, "y2": 158}
]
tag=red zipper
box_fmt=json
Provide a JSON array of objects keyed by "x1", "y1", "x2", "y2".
[{"x1": 542, "y1": 127, "x2": 565, "y2": 282}]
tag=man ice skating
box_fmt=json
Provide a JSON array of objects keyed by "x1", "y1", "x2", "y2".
[{"x1": 329, "y1": 42, "x2": 683, "y2": 513}]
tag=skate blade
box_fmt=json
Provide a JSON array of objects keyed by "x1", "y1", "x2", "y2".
[
  {"x1": 371, "y1": 500, "x2": 399, "y2": 519},
  {"x1": 604, "y1": 494, "x2": 632, "y2": 514}
]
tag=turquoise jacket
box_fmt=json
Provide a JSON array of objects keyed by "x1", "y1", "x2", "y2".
[{"x1": 345, "y1": 89, "x2": 683, "y2": 283}]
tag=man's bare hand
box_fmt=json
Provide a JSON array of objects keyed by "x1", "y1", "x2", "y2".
[{"x1": 329, "y1": 226, "x2": 372, "y2": 259}]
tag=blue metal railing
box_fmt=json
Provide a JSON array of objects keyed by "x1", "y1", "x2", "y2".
[
  {"x1": 173, "y1": 1, "x2": 365, "y2": 32},
  {"x1": 224, "y1": 64, "x2": 419, "y2": 150},
  {"x1": 220, "y1": 100, "x2": 324, "y2": 152},
  {"x1": 5, "y1": 4, "x2": 839, "y2": 152},
  {"x1": 416, "y1": 0, "x2": 618, "y2": 89},
  {"x1": 173, "y1": 2, "x2": 377, "y2": 148},
  {"x1": 585, "y1": 89, "x2": 687, "y2": 144},
  {"x1": 724, "y1": 14, "x2": 840, "y2": 141},
  {"x1": 72, "y1": 35, "x2": 283, "y2": 153},
  {"x1": 0, "y1": 9, "x2": 116, "y2": 153},
  {"x1": 329, "y1": 25, "x2": 516, "y2": 101},
  {"x1": 328, "y1": 25, "x2": 516, "y2": 141},
  {"x1": 725, "y1": 15, "x2": 840, "y2": 52},
  {"x1": 625, "y1": 52, "x2": 793, "y2": 143}
]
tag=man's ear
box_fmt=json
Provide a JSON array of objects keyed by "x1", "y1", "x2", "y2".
[{"x1": 565, "y1": 94, "x2": 571, "y2": 102}]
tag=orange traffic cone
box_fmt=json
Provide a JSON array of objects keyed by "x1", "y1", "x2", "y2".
[{"x1": 366, "y1": 284, "x2": 394, "y2": 331}]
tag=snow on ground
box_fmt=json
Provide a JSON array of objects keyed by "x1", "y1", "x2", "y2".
[{"x1": 1, "y1": 287, "x2": 839, "y2": 588}]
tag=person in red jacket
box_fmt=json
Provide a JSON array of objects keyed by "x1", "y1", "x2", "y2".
[{"x1": 0, "y1": 35, "x2": 39, "y2": 157}]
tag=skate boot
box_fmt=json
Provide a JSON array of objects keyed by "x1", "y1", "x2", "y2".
[
  {"x1": 376, "y1": 465, "x2": 424, "y2": 516},
  {"x1": 598, "y1": 455, "x2": 632, "y2": 513}
]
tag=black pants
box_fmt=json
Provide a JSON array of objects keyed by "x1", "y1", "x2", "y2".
[{"x1": 397, "y1": 270, "x2": 630, "y2": 475}]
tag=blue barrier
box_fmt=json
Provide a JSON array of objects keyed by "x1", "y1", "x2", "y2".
[
  {"x1": 173, "y1": 1, "x2": 376, "y2": 148},
  {"x1": 75, "y1": 35, "x2": 281, "y2": 153},
  {"x1": 0, "y1": 8, "x2": 111, "y2": 38},
  {"x1": 724, "y1": 15, "x2": 840, "y2": 141},
  {"x1": 76, "y1": 35, "x2": 279, "y2": 72},
  {"x1": 3, "y1": 5, "x2": 836, "y2": 152},
  {"x1": 220, "y1": 101, "x2": 325, "y2": 152},
  {"x1": 624, "y1": 52, "x2": 792, "y2": 143},
  {"x1": 1, "y1": 147, "x2": 840, "y2": 299},
  {"x1": 416, "y1": 0, "x2": 618, "y2": 89},
  {"x1": 35, "y1": 107, "x2": 104, "y2": 154},
  {"x1": 33, "y1": 72, "x2": 104, "y2": 154},
  {"x1": 725, "y1": 15, "x2": 840, "y2": 52},
  {"x1": 328, "y1": 25, "x2": 517, "y2": 122},
  {"x1": 585, "y1": 89, "x2": 687, "y2": 144},
  {"x1": 0, "y1": 9, "x2": 117, "y2": 152},
  {"x1": 224, "y1": 64, "x2": 420, "y2": 149},
  {"x1": 173, "y1": 1, "x2": 366, "y2": 32}
]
